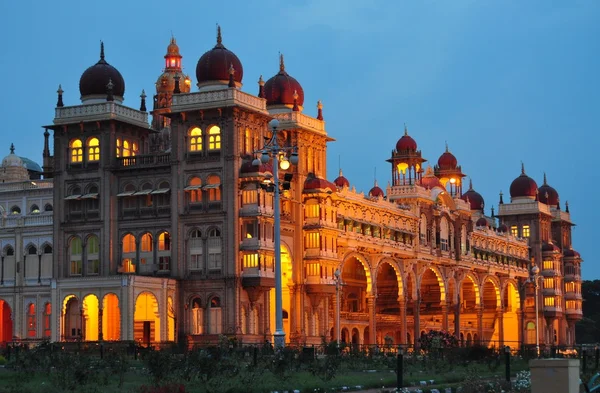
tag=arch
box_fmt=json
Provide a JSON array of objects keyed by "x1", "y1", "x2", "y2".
[
  {"x1": 460, "y1": 273, "x2": 481, "y2": 307},
  {"x1": 482, "y1": 277, "x2": 500, "y2": 311},
  {"x1": 339, "y1": 252, "x2": 372, "y2": 293},
  {"x1": 375, "y1": 260, "x2": 403, "y2": 315},
  {"x1": 27, "y1": 303, "x2": 36, "y2": 338},
  {"x1": 187, "y1": 176, "x2": 202, "y2": 203},
  {"x1": 62, "y1": 295, "x2": 81, "y2": 340},
  {"x1": 3, "y1": 245, "x2": 14, "y2": 256},
  {"x1": 10, "y1": 206, "x2": 20, "y2": 215},
  {"x1": 69, "y1": 139, "x2": 83, "y2": 163},
  {"x1": 208, "y1": 296, "x2": 222, "y2": 334},
  {"x1": 190, "y1": 296, "x2": 204, "y2": 334},
  {"x1": 121, "y1": 233, "x2": 136, "y2": 273},
  {"x1": 0, "y1": 299, "x2": 12, "y2": 345},
  {"x1": 374, "y1": 258, "x2": 404, "y2": 298},
  {"x1": 82, "y1": 294, "x2": 99, "y2": 341},
  {"x1": 86, "y1": 235, "x2": 100, "y2": 275},
  {"x1": 188, "y1": 126, "x2": 203, "y2": 152},
  {"x1": 430, "y1": 187, "x2": 456, "y2": 209},
  {"x1": 102, "y1": 293, "x2": 121, "y2": 340},
  {"x1": 502, "y1": 281, "x2": 521, "y2": 345},
  {"x1": 341, "y1": 327, "x2": 349, "y2": 343},
  {"x1": 419, "y1": 266, "x2": 446, "y2": 303},
  {"x1": 69, "y1": 236, "x2": 83, "y2": 276},
  {"x1": 207, "y1": 125, "x2": 221, "y2": 150},
  {"x1": 87, "y1": 137, "x2": 100, "y2": 162},
  {"x1": 502, "y1": 280, "x2": 521, "y2": 312},
  {"x1": 206, "y1": 175, "x2": 221, "y2": 202},
  {"x1": 30, "y1": 204, "x2": 40, "y2": 214},
  {"x1": 134, "y1": 292, "x2": 160, "y2": 346}
]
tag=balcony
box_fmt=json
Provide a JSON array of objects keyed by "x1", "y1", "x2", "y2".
[
  {"x1": 240, "y1": 238, "x2": 274, "y2": 251},
  {"x1": 116, "y1": 153, "x2": 170, "y2": 169}
]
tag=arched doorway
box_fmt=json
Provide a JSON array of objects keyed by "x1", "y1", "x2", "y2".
[
  {"x1": 63, "y1": 295, "x2": 81, "y2": 341},
  {"x1": 482, "y1": 279, "x2": 499, "y2": 345},
  {"x1": 82, "y1": 294, "x2": 99, "y2": 341},
  {"x1": 134, "y1": 292, "x2": 160, "y2": 346},
  {"x1": 0, "y1": 300, "x2": 12, "y2": 345},
  {"x1": 339, "y1": 256, "x2": 370, "y2": 342},
  {"x1": 102, "y1": 294, "x2": 121, "y2": 341},
  {"x1": 269, "y1": 244, "x2": 293, "y2": 343},
  {"x1": 167, "y1": 297, "x2": 175, "y2": 341},
  {"x1": 502, "y1": 282, "x2": 520, "y2": 345},
  {"x1": 460, "y1": 275, "x2": 480, "y2": 339},
  {"x1": 420, "y1": 269, "x2": 444, "y2": 328},
  {"x1": 375, "y1": 262, "x2": 402, "y2": 344}
]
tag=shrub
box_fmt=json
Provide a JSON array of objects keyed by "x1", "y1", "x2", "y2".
[
  {"x1": 0, "y1": 355, "x2": 6, "y2": 365},
  {"x1": 419, "y1": 330, "x2": 458, "y2": 352}
]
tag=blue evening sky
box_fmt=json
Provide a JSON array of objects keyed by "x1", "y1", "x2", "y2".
[{"x1": 1, "y1": 1, "x2": 597, "y2": 276}]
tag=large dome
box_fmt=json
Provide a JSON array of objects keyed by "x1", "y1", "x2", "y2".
[
  {"x1": 79, "y1": 42, "x2": 125, "y2": 101},
  {"x1": 510, "y1": 164, "x2": 538, "y2": 199},
  {"x1": 461, "y1": 179, "x2": 485, "y2": 211},
  {"x1": 264, "y1": 54, "x2": 304, "y2": 108},
  {"x1": 396, "y1": 126, "x2": 417, "y2": 151},
  {"x1": 437, "y1": 148, "x2": 457, "y2": 170},
  {"x1": 333, "y1": 169, "x2": 350, "y2": 188},
  {"x1": 538, "y1": 173, "x2": 559, "y2": 206},
  {"x1": 196, "y1": 27, "x2": 243, "y2": 87},
  {"x1": 2, "y1": 144, "x2": 24, "y2": 168}
]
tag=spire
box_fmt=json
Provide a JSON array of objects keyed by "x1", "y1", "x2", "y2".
[
  {"x1": 106, "y1": 78, "x2": 114, "y2": 101},
  {"x1": 565, "y1": 201, "x2": 569, "y2": 213},
  {"x1": 491, "y1": 206, "x2": 495, "y2": 217},
  {"x1": 469, "y1": 178, "x2": 473, "y2": 190},
  {"x1": 317, "y1": 100, "x2": 323, "y2": 120},
  {"x1": 404, "y1": 123, "x2": 408, "y2": 136},
  {"x1": 339, "y1": 168, "x2": 343, "y2": 177},
  {"x1": 10, "y1": 143, "x2": 14, "y2": 154},
  {"x1": 140, "y1": 90, "x2": 147, "y2": 112},
  {"x1": 258, "y1": 75, "x2": 265, "y2": 98},
  {"x1": 521, "y1": 161, "x2": 525, "y2": 175},
  {"x1": 228, "y1": 64, "x2": 236, "y2": 88},
  {"x1": 100, "y1": 41, "x2": 105, "y2": 61},
  {"x1": 499, "y1": 191, "x2": 504, "y2": 204},
  {"x1": 173, "y1": 75, "x2": 181, "y2": 94},
  {"x1": 279, "y1": 53, "x2": 285, "y2": 72},
  {"x1": 557, "y1": 197, "x2": 561, "y2": 211},
  {"x1": 43, "y1": 129, "x2": 50, "y2": 158},
  {"x1": 543, "y1": 172, "x2": 547, "y2": 185},
  {"x1": 292, "y1": 90, "x2": 299, "y2": 111},
  {"x1": 216, "y1": 24, "x2": 223, "y2": 47},
  {"x1": 56, "y1": 84, "x2": 64, "y2": 108},
  {"x1": 445, "y1": 141, "x2": 449, "y2": 152}
]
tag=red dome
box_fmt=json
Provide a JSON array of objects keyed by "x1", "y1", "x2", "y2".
[
  {"x1": 196, "y1": 27, "x2": 243, "y2": 86},
  {"x1": 542, "y1": 242, "x2": 560, "y2": 253},
  {"x1": 563, "y1": 248, "x2": 581, "y2": 258},
  {"x1": 304, "y1": 174, "x2": 336, "y2": 193},
  {"x1": 240, "y1": 161, "x2": 272, "y2": 176},
  {"x1": 79, "y1": 42, "x2": 125, "y2": 99},
  {"x1": 476, "y1": 217, "x2": 488, "y2": 227},
  {"x1": 369, "y1": 186, "x2": 384, "y2": 198},
  {"x1": 396, "y1": 127, "x2": 417, "y2": 151},
  {"x1": 420, "y1": 166, "x2": 443, "y2": 189},
  {"x1": 498, "y1": 224, "x2": 508, "y2": 233},
  {"x1": 461, "y1": 180, "x2": 485, "y2": 211},
  {"x1": 264, "y1": 55, "x2": 304, "y2": 107},
  {"x1": 438, "y1": 150, "x2": 458, "y2": 170},
  {"x1": 538, "y1": 174, "x2": 559, "y2": 206},
  {"x1": 333, "y1": 169, "x2": 349, "y2": 188},
  {"x1": 510, "y1": 165, "x2": 538, "y2": 198}
]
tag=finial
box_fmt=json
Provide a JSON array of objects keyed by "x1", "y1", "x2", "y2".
[
  {"x1": 521, "y1": 161, "x2": 525, "y2": 175},
  {"x1": 445, "y1": 141, "x2": 449, "y2": 152},
  {"x1": 106, "y1": 78, "x2": 114, "y2": 101},
  {"x1": 317, "y1": 100, "x2": 323, "y2": 120},
  {"x1": 491, "y1": 206, "x2": 495, "y2": 217},
  {"x1": 140, "y1": 89, "x2": 147, "y2": 112},
  {"x1": 499, "y1": 191, "x2": 504, "y2": 205},
  {"x1": 557, "y1": 197, "x2": 561, "y2": 210},
  {"x1": 469, "y1": 178, "x2": 473, "y2": 190},
  {"x1": 535, "y1": 188, "x2": 539, "y2": 201},
  {"x1": 56, "y1": 84, "x2": 64, "y2": 108},
  {"x1": 228, "y1": 64, "x2": 236, "y2": 88},
  {"x1": 100, "y1": 41, "x2": 105, "y2": 60},
  {"x1": 543, "y1": 172, "x2": 547, "y2": 185},
  {"x1": 279, "y1": 53, "x2": 285, "y2": 72},
  {"x1": 339, "y1": 168, "x2": 343, "y2": 176},
  {"x1": 404, "y1": 123, "x2": 408, "y2": 136},
  {"x1": 216, "y1": 24, "x2": 222, "y2": 46},
  {"x1": 258, "y1": 75, "x2": 265, "y2": 98},
  {"x1": 10, "y1": 143, "x2": 15, "y2": 154},
  {"x1": 258, "y1": 75, "x2": 265, "y2": 86},
  {"x1": 565, "y1": 201, "x2": 569, "y2": 213},
  {"x1": 292, "y1": 90, "x2": 299, "y2": 111}
]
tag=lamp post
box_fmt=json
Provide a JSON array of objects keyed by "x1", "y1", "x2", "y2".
[
  {"x1": 253, "y1": 118, "x2": 298, "y2": 349},
  {"x1": 530, "y1": 265, "x2": 541, "y2": 357},
  {"x1": 334, "y1": 268, "x2": 342, "y2": 347}
]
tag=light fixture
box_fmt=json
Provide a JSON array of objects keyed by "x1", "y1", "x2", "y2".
[
  {"x1": 252, "y1": 157, "x2": 261, "y2": 166},
  {"x1": 260, "y1": 152, "x2": 270, "y2": 164},
  {"x1": 279, "y1": 157, "x2": 290, "y2": 170},
  {"x1": 269, "y1": 118, "x2": 280, "y2": 129},
  {"x1": 289, "y1": 152, "x2": 299, "y2": 166},
  {"x1": 450, "y1": 178, "x2": 456, "y2": 184}
]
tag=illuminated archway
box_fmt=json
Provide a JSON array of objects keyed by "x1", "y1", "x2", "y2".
[
  {"x1": 420, "y1": 268, "x2": 445, "y2": 312},
  {"x1": 0, "y1": 299, "x2": 12, "y2": 344},
  {"x1": 503, "y1": 281, "x2": 521, "y2": 345},
  {"x1": 134, "y1": 292, "x2": 160, "y2": 346},
  {"x1": 167, "y1": 296, "x2": 175, "y2": 341},
  {"x1": 269, "y1": 244, "x2": 293, "y2": 343},
  {"x1": 102, "y1": 294, "x2": 121, "y2": 341},
  {"x1": 375, "y1": 261, "x2": 403, "y2": 314},
  {"x1": 62, "y1": 295, "x2": 81, "y2": 341},
  {"x1": 82, "y1": 294, "x2": 99, "y2": 341},
  {"x1": 482, "y1": 278, "x2": 500, "y2": 344},
  {"x1": 459, "y1": 275, "x2": 480, "y2": 342}
]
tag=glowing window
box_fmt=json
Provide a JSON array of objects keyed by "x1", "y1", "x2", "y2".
[
  {"x1": 526, "y1": 321, "x2": 536, "y2": 344},
  {"x1": 189, "y1": 230, "x2": 203, "y2": 271},
  {"x1": 121, "y1": 234, "x2": 136, "y2": 273},
  {"x1": 543, "y1": 260, "x2": 554, "y2": 270},
  {"x1": 158, "y1": 232, "x2": 171, "y2": 271},
  {"x1": 208, "y1": 125, "x2": 221, "y2": 150},
  {"x1": 70, "y1": 139, "x2": 83, "y2": 163},
  {"x1": 132, "y1": 142, "x2": 138, "y2": 156},
  {"x1": 188, "y1": 177, "x2": 202, "y2": 203},
  {"x1": 510, "y1": 226, "x2": 518, "y2": 237},
  {"x1": 70, "y1": 237, "x2": 82, "y2": 276},
  {"x1": 43, "y1": 303, "x2": 51, "y2": 338},
  {"x1": 116, "y1": 138, "x2": 121, "y2": 157},
  {"x1": 87, "y1": 137, "x2": 100, "y2": 161},
  {"x1": 123, "y1": 140, "x2": 131, "y2": 157},
  {"x1": 27, "y1": 304, "x2": 36, "y2": 337},
  {"x1": 189, "y1": 127, "x2": 203, "y2": 152},
  {"x1": 207, "y1": 175, "x2": 221, "y2": 202},
  {"x1": 244, "y1": 128, "x2": 252, "y2": 154},
  {"x1": 544, "y1": 296, "x2": 555, "y2": 307},
  {"x1": 522, "y1": 225, "x2": 530, "y2": 238},
  {"x1": 141, "y1": 233, "x2": 153, "y2": 252},
  {"x1": 543, "y1": 277, "x2": 554, "y2": 290}
]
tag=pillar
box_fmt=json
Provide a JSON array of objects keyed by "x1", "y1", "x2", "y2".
[
  {"x1": 367, "y1": 295, "x2": 376, "y2": 345},
  {"x1": 413, "y1": 298, "x2": 421, "y2": 349},
  {"x1": 441, "y1": 302, "x2": 449, "y2": 331},
  {"x1": 454, "y1": 300, "x2": 461, "y2": 342},
  {"x1": 516, "y1": 309, "x2": 524, "y2": 349},
  {"x1": 477, "y1": 306, "x2": 483, "y2": 345},
  {"x1": 98, "y1": 306, "x2": 104, "y2": 341},
  {"x1": 399, "y1": 297, "x2": 407, "y2": 345},
  {"x1": 497, "y1": 308, "x2": 504, "y2": 348}
]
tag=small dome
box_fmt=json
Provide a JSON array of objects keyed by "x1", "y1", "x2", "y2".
[
  {"x1": 79, "y1": 42, "x2": 125, "y2": 100},
  {"x1": 510, "y1": 164, "x2": 538, "y2": 199},
  {"x1": 476, "y1": 217, "x2": 488, "y2": 227},
  {"x1": 333, "y1": 169, "x2": 350, "y2": 188},
  {"x1": 538, "y1": 173, "x2": 559, "y2": 206},
  {"x1": 396, "y1": 126, "x2": 417, "y2": 151},
  {"x1": 563, "y1": 248, "x2": 581, "y2": 258},
  {"x1": 156, "y1": 71, "x2": 191, "y2": 95},
  {"x1": 542, "y1": 242, "x2": 560, "y2": 253},
  {"x1": 461, "y1": 179, "x2": 485, "y2": 211},
  {"x1": 437, "y1": 145, "x2": 457, "y2": 170},
  {"x1": 497, "y1": 223, "x2": 508, "y2": 233},
  {"x1": 264, "y1": 54, "x2": 304, "y2": 108},
  {"x1": 420, "y1": 166, "x2": 443, "y2": 189},
  {"x1": 368, "y1": 181, "x2": 384, "y2": 198},
  {"x1": 240, "y1": 161, "x2": 273, "y2": 176},
  {"x1": 166, "y1": 37, "x2": 181, "y2": 58},
  {"x1": 1, "y1": 144, "x2": 24, "y2": 168},
  {"x1": 304, "y1": 173, "x2": 336, "y2": 193},
  {"x1": 196, "y1": 27, "x2": 243, "y2": 87}
]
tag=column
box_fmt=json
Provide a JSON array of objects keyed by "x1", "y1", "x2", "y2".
[
  {"x1": 441, "y1": 302, "x2": 449, "y2": 331},
  {"x1": 477, "y1": 306, "x2": 483, "y2": 345},
  {"x1": 516, "y1": 309, "x2": 524, "y2": 349},
  {"x1": 399, "y1": 297, "x2": 407, "y2": 345},
  {"x1": 264, "y1": 290, "x2": 271, "y2": 338},
  {"x1": 367, "y1": 295, "x2": 376, "y2": 345},
  {"x1": 496, "y1": 308, "x2": 504, "y2": 348},
  {"x1": 413, "y1": 298, "x2": 421, "y2": 349},
  {"x1": 454, "y1": 300, "x2": 461, "y2": 342},
  {"x1": 98, "y1": 306, "x2": 104, "y2": 341}
]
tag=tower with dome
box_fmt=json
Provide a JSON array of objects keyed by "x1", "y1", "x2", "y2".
[{"x1": 0, "y1": 29, "x2": 582, "y2": 350}]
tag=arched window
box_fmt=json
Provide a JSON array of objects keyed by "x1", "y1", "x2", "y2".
[
  {"x1": 27, "y1": 303, "x2": 36, "y2": 338},
  {"x1": 121, "y1": 234, "x2": 136, "y2": 273},
  {"x1": 123, "y1": 140, "x2": 131, "y2": 157},
  {"x1": 140, "y1": 233, "x2": 153, "y2": 270},
  {"x1": 116, "y1": 138, "x2": 121, "y2": 158},
  {"x1": 189, "y1": 230, "x2": 203, "y2": 271},
  {"x1": 440, "y1": 216, "x2": 449, "y2": 251},
  {"x1": 209, "y1": 297, "x2": 222, "y2": 334},
  {"x1": 244, "y1": 128, "x2": 252, "y2": 154},
  {"x1": 154, "y1": 181, "x2": 171, "y2": 207},
  {"x1": 158, "y1": 232, "x2": 171, "y2": 271},
  {"x1": 189, "y1": 127, "x2": 203, "y2": 152},
  {"x1": 87, "y1": 137, "x2": 100, "y2": 161},
  {"x1": 70, "y1": 237, "x2": 82, "y2": 276},
  {"x1": 11, "y1": 206, "x2": 21, "y2": 215},
  {"x1": 186, "y1": 177, "x2": 202, "y2": 203},
  {"x1": 30, "y1": 204, "x2": 40, "y2": 214},
  {"x1": 526, "y1": 321, "x2": 536, "y2": 345},
  {"x1": 70, "y1": 139, "x2": 83, "y2": 163},
  {"x1": 419, "y1": 215, "x2": 427, "y2": 245},
  {"x1": 43, "y1": 303, "x2": 51, "y2": 338},
  {"x1": 87, "y1": 235, "x2": 100, "y2": 275},
  {"x1": 206, "y1": 175, "x2": 221, "y2": 202},
  {"x1": 44, "y1": 203, "x2": 53, "y2": 212},
  {"x1": 85, "y1": 185, "x2": 99, "y2": 211},
  {"x1": 208, "y1": 125, "x2": 221, "y2": 150},
  {"x1": 44, "y1": 245, "x2": 53, "y2": 254},
  {"x1": 5, "y1": 245, "x2": 14, "y2": 256},
  {"x1": 191, "y1": 298, "x2": 203, "y2": 334},
  {"x1": 120, "y1": 184, "x2": 137, "y2": 210},
  {"x1": 69, "y1": 187, "x2": 82, "y2": 212},
  {"x1": 28, "y1": 245, "x2": 37, "y2": 255},
  {"x1": 208, "y1": 229, "x2": 222, "y2": 271}
]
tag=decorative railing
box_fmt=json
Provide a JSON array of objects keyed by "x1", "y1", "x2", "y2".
[
  {"x1": 0, "y1": 180, "x2": 53, "y2": 193},
  {"x1": 117, "y1": 153, "x2": 170, "y2": 168},
  {"x1": 1, "y1": 214, "x2": 53, "y2": 228},
  {"x1": 274, "y1": 112, "x2": 325, "y2": 133},
  {"x1": 54, "y1": 102, "x2": 149, "y2": 128},
  {"x1": 171, "y1": 89, "x2": 268, "y2": 113}
]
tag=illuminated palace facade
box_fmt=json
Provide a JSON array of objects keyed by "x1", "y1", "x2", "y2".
[{"x1": 0, "y1": 30, "x2": 583, "y2": 348}]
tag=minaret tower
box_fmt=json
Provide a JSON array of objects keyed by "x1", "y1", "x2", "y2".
[{"x1": 387, "y1": 125, "x2": 426, "y2": 186}]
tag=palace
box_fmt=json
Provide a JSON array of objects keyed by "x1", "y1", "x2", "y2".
[{"x1": 0, "y1": 29, "x2": 583, "y2": 349}]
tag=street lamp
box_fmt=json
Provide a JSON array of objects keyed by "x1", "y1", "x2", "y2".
[
  {"x1": 253, "y1": 118, "x2": 298, "y2": 349},
  {"x1": 334, "y1": 268, "x2": 342, "y2": 347},
  {"x1": 530, "y1": 264, "x2": 541, "y2": 357}
]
